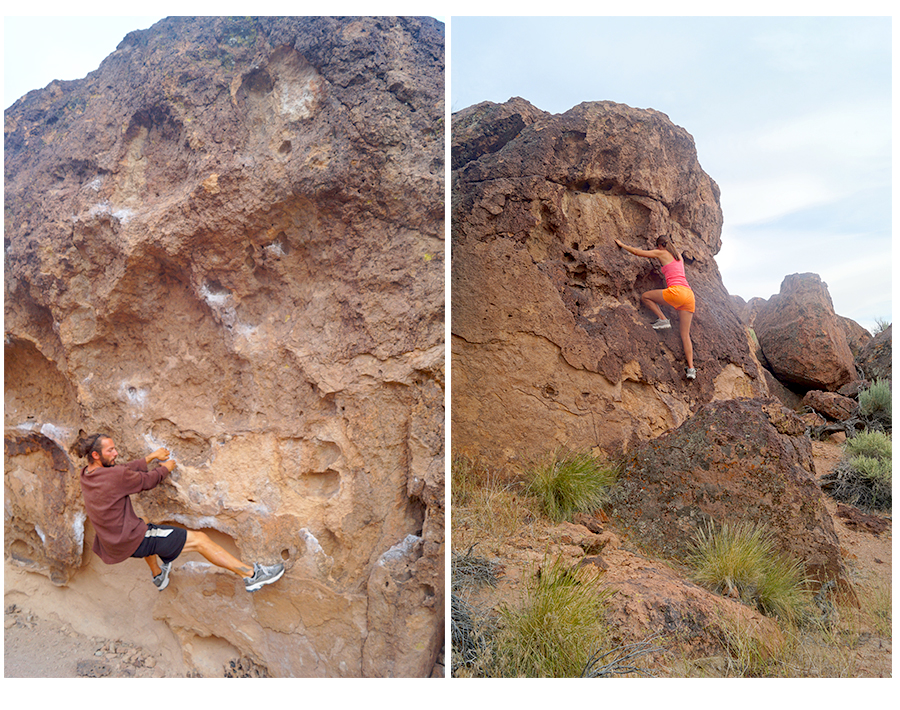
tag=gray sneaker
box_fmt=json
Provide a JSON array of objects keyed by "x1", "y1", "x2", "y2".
[
  {"x1": 244, "y1": 562, "x2": 285, "y2": 592},
  {"x1": 652, "y1": 318, "x2": 671, "y2": 330},
  {"x1": 153, "y1": 560, "x2": 172, "y2": 591},
  {"x1": 686, "y1": 367, "x2": 696, "y2": 380}
]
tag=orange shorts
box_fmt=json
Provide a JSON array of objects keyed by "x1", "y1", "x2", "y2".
[{"x1": 662, "y1": 285, "x2": 695, "y2": 313}]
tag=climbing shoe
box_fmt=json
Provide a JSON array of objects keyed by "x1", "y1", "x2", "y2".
[
  {"x1": 686, "y1": 368, "x2": 696, "y2": 380},
  {"x1": 153, "y1": 560, "x2": 172, "y2": 591},
  {"x1": 651, "y1": 318, "x2": 671, "y2": 330},
  {"x1": 245, "y1": 562, "x2": 285, "y2": 592}
]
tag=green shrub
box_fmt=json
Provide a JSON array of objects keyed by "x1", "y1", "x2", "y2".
[
  {"x1": 525, "y1": 448, "x2": 618, "y2": 523},
  {"x1": 494, "y1": 556, "x2": 609, "y2": 677},
  {"x1": 689, "y1": 521, "x2": 810, "y2": 626},
  {"x1": 858, "y1": 378, "x2": 891, "y2": 425},
  {"x1": 823, "y1": 430, "x2": 892, "y2": 511},
  {"x1": 844, "y1": 429, "x2": 892, "y2": 461}
]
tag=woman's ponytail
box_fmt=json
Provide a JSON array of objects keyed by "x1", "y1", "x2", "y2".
[{"x1": 656, "y1": 235, "x2": 681, "y2": 261}]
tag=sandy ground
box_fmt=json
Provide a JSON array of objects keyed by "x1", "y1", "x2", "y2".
[{"x1": 4, "y1": 603, "x2": 172, "y2": 678}]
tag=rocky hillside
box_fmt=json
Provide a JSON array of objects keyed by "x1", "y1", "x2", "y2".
[{"x1": 4, "y1": 16, "x2": 444, "y2": 677}]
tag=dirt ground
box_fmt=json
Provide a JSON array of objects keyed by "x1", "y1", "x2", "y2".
[
  {"x1": 808, "y1": 439, "x2": 892, "y2": 677},
  {"x1": 4, "y1": 602, "x2": 174, "y2": 678}
]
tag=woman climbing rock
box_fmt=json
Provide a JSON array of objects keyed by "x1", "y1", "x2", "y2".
[{"x1": 615, "y1": 235, "x2": 696, "y2": 380}]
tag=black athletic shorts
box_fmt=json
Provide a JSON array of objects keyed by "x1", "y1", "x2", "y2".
[{"x1": 130, "y1": 523, "x2": 187, "y2": 564}]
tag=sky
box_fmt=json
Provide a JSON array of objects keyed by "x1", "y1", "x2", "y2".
[
  {"x1": 2, "y1": 12, "x2": 892, "y2": 333},
  {"x1": 451, "y1": 14, "x2": 893, "y2": 334}
]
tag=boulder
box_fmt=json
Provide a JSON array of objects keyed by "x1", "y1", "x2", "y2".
[
  {"x1": 800, "y1": 390, "x2": 858, "y2": 422},
  {"x1": 607, "y1": 398, "x2": 846, "y2": 589},
  {"x1": 451, "y1": 98, "x2": 767, "y2": 468},
  {"x1": 838, "y1": 316, "x2": 873, "y2": 357},
  {"x1": 856, "y1": 324, "x2": 891, "y2": 382},
  {"x1": 753, "y1": 273, "x2": 857, "y2": 391},
  {"x1": 600, "y1": 546, "x2": 785, "y2": 661},
  {"x1": 4, "y1": 16, "x2": 444, "y2": 677}
]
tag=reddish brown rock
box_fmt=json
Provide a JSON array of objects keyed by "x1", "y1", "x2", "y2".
[
  {"x1": 4, "y1": 16, "x2": 444, "y2": 677},
  {"x1": 834, "y1": 504, "x2": 890, "y2": 535},
  {"x1": 800, "y1": 390, "x2": 858, "y2": 421},
  {"x1": 857, "y1": 324, "x2": 891, "y2": 382},
  {"x1": 600, "y1": 546, "x2": 784, "y2": 660},
  {"x1": 608, "y1": 398, "x2": 846, "y2": 588},
  {"x1": 753, "y1": 273, "x2": 857, "y2": 391},
  {"x1": 838, "y1": 316, "x2": 873, "y2": 357},
  {"x1": 451, "y1": 98, "x2": 767, "y2": 468}
]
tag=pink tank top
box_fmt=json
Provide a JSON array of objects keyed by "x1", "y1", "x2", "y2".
[{"x1": 661, "y1": 259, "x2": 691, "y2": 289}]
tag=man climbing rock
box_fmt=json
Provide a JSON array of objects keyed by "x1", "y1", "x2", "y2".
[{"x1": 75, "y1": 433, "x2": 284, "y2": 592}]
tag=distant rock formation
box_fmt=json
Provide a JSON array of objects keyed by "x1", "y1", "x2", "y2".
[
  {"x1": 451, "y1": 98, "x2": 767, "y2": 467},
  {"x1": 753, "y1": 273, "x2": 857, "y2": 392},
  {"x1": 4, "y1": 16, "x2": 444, "y2": 677}
]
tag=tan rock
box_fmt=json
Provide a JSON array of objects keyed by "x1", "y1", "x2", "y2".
[
  {"x1": 601, "y1": 546, "x2": 785, "y2": 660},
  {"x1": 4, "y1": 16, "x2": 444, "y2": 677}
]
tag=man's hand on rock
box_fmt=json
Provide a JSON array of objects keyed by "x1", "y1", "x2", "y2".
[
  {"x1": 161, "y1": 459, "x2": 177, "y2": 473},
  {"x1": 147, "y1": 447, "x2": 170, "y2": 463}
]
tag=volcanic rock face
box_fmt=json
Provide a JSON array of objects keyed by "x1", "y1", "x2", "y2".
[
  {"x1": 451, "y1": 98, "x2": 767, "y2": 467},
  {"x1": 753, "y1": 273, "x2": 857, "y2": 391},
  {"x1": 4, "y1": 16, "x2": 444, "y2": 677},
  {"x1": 608, "y1": 398, "x2": 845, "y2": 588}
]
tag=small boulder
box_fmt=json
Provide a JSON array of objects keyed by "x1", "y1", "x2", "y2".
[{"x1": 800, "y1": 390, "x2": 858, "y2": 422}]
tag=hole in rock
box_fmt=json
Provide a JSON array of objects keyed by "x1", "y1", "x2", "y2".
[
  {"x1": 292, "y1": 469, "x2": 340, "y2": 498},
  {"x1": 280, "y1": 549, "x2": 290, "y2": 561},
  {"x1": 278, "y1": 140, "x2": 292, "y2": 154}
]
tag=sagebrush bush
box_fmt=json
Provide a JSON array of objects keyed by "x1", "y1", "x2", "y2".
[
  {"x1": 844, "y1": 429, "x2": 892, "y2": 461},
  {"x1": 822, "y1": 430, "x2": 892, "y2": 511},
  {"x1": 494, "y1": 557, "x2": 609, "y2": 677},
  {"x1": 689, "y1": 521, "x2": 810, "y2": 625},
  {"x1": 525, "y1": 448, "x2": 618, "y2": 523},
  {"x1": 858, "y1": 378, "x2": 891, "y2": 425}
]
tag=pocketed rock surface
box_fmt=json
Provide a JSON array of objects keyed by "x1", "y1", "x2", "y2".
[{"x1": 4, "y1": 16, "x2": 444, "y2": 677}]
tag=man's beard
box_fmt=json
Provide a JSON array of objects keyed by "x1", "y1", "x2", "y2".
[{"x1": 99, "y1": 453, "x2": 116, "y2": 467}]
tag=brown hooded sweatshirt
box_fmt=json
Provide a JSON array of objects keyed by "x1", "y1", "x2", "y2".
[{"x1": 80, "y1": 458, "x2": 170, "y2": 564}]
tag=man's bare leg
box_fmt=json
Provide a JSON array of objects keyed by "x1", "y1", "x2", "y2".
[
  {"x1": 144, "y1": 555, "x2": 162, "y2": 578},
  {"x1": 183, "y1": 530, "x2": 253, "y2": 578}
]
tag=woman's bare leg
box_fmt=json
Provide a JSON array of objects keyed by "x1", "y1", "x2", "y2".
[
  {"x1": 183, "y1": 530, "x2": 253, "y2": 578},
  {"x1": 641, "y1": 290, "x2": 669, "y2": 320},
  {"x1": 678, "y1": 310, "x2": 694, "y2": 369}
]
